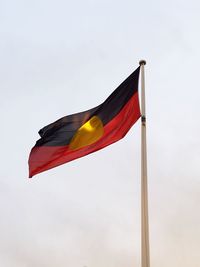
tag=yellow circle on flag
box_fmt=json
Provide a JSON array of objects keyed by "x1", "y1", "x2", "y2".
[{"x1": 69, "y1": 116, "x2": 104, "y2": 150}]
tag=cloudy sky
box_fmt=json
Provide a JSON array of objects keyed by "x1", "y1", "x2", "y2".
[{"x1": 1, "y1": 0, "x2": 200, "y2": 266}]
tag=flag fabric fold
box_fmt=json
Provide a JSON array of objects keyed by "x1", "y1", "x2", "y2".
[{"x1": 29, "y1": 66, "x2": 141, "y2": 177}]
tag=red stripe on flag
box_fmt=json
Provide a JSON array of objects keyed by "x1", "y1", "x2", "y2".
[{"x1": 29, "y1": 92, "x2": 140, "y2": 177}]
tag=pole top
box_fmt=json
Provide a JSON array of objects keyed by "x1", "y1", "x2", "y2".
[{"x1": 139, "y1": 60, "x2": 146, "y2": 66}]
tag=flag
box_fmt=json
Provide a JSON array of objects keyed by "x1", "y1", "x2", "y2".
[{"x1": 28, "y1": 66, "x2": 141, "y2": 177}]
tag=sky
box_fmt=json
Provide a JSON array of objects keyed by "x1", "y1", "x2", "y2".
[{"x1": 0, "y1": 0, "x2": 200, "y2": 266}]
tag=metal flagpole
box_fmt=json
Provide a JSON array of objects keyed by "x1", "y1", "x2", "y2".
[{"x1": 139, "y1": 60, "x2": 150, "y2": 267}]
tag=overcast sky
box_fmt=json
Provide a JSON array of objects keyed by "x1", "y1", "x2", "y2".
[{"x1": 1, "y1": 0, "x2": 200, "y2": 266}]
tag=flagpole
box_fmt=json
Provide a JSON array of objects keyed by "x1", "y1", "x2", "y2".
[{"x1": 139, "y1": 60, "x2": 150, "y2": 267}]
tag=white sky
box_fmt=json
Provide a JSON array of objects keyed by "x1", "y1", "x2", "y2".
[{"x1": 1, "y1": 0, "x2": 200, "y2": 266}]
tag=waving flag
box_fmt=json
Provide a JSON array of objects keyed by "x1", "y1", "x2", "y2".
[{"x1": 29, "y1": 67, "x2": 141, "y2": 177}]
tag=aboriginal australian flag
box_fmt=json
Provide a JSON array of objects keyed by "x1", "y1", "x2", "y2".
[{"x1": 29, "y1": 66, "x2": 141, "y2": 177}]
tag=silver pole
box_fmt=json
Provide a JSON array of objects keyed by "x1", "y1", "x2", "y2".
[{"x1": 139, "y1": 60, "x2": 150, "y2": 267}]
